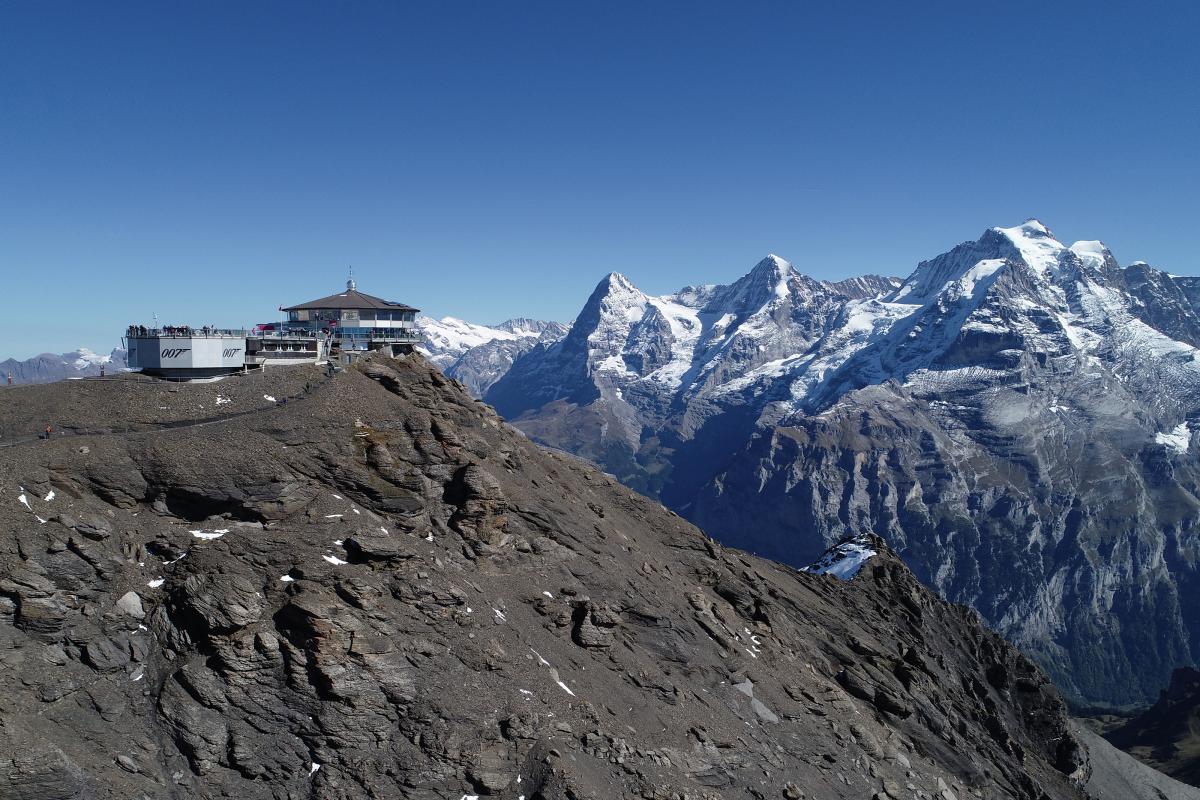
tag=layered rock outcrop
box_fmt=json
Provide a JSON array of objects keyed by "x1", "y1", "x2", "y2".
[{"x1": 0, "y1": 356, "x2": 1191, "y2": 798}]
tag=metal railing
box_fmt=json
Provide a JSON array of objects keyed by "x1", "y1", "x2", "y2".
[
  {"x1": 124, "y1": 326, "x2": 419, "y2": 341},
  {"x1": 126, "y1": 326, "x2": 250, "y2": 338}
]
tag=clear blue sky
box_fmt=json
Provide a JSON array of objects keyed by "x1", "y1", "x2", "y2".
[{"x1": 2, "y1": 1, "x2": 1198, "y2": 358}]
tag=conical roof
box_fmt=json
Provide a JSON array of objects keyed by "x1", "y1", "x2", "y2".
[{"x1": 282, "y1": 287, "x2": 419, "y2": 312}]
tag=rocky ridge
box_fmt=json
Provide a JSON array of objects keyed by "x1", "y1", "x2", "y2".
[{"x1": 0, "y1": 355, "x2": 1187, "y2": 799}]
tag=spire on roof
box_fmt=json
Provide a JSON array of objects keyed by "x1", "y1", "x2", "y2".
[{"x1": 347, "y1": 266, "x2": 356, "y2": 292}]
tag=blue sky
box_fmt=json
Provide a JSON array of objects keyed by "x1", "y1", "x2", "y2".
[{"x1": 2, "y1": 1, "x2": 1198, "y2": 358}]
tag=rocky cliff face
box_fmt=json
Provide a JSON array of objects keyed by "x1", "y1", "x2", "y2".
[
  {"x1": 0, "y1": 355, "x2": 1184, "y2": 799},
  {"x1": 485, "y1": 222, "x2": 1200, "y2": 707}
]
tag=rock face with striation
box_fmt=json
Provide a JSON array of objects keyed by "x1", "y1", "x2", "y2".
[
  {"x1": 486, "y1": 221, "x2": 1200, "y2": 707},
  {"x1": 0, "y1": 355, "x2": 1189, "y2": 798}
]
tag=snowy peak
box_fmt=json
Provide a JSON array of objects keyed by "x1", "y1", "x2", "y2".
[
  {"x1": 748, "y1": 253, "x2": 798, "y2": 298},
  {"x1": 997, "y1": 218, "x2": 1052, "y2": 237},
  {"x1": 417, "y1": 314, "x2": 569, "y2": 398},
  {"x1": 417, "y1": 317, "x2": 522, "y2": 365},
  {"x1": 418, "y1": 316, "x2": 568, "y2": 361},
  {"x1": 495, "y1": 318, "x2": 568, "y2": 337},
  {"x1": 893, "y1": 219, "x2": 1078, "y2": 306},
  {"x1": 992, "y1": 219, "x2": 1070, "y2": 276},
  {"x1": 601, "y1": 272, "x2": 639, "y2": 294}
]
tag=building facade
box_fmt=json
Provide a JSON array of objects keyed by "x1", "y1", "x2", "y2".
[
  {"x1": 280, "y1": 279, "x2": 421, "y2": 355},
  {"x1": 124, "y1": 279, "x2": 420, "y2": 379}
]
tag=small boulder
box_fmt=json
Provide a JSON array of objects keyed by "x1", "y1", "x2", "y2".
[
  {"x1": 115, "y1": 591, "x2": 145, "y2": 619},
  {"x1": 343, "y1": 535, "x2": 414, "y2": 562}
]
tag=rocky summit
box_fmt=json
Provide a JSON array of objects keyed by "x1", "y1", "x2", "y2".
[
  {"x1": 0, "y1": 355, "x2": 1193, "y2": 799},
  {"x1": 485, "y1": 221, "x2": 1200, "y2": 708}
]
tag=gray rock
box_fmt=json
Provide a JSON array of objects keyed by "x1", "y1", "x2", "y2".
[{"x1": 114, "y1": 591, "x2": 144, "y2": 618}]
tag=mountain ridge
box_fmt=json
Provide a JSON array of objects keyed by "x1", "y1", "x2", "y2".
[
  {"x1": 0, "y1": 354, "x2": 1194, "y2": 799},
  {"x1": 485, "y1": 221, "x2": 1200, "y2": 707}
]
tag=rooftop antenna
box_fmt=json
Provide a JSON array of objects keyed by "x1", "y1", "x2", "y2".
[{"x1": 346, "y1": 266, "x2": 356, "y2": 292}]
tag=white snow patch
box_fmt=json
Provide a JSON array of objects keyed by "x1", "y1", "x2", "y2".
[
  {"x1": 280, "y1": 575, "x2": 296, "y2": 582},
  {"x1": 1156, "y1": 423, "x2": 1191, "y2": 454},
  {"x1": 1069, "y1": 239, "x2": 1109, "y2": 269},
  {"x1": 324, "y1": 514, "x2": 343, "y2": 518},
  {"x1": 801, "y1": 535, "x2": 878, "y2": 580},
  {"x1": 189, "y1": 529, "x2": 227, "y2": 540},
  {"x1": 954, "y1": 258, "x2": 1006, "y2": 296},
  {"x1": 147, "y1": 578, "x2": 165, "y2": 588},
  {"x1": 309, "y1": 762, "x2": 321, "y2": 776},
  {"x1": 322, "y1": 555, "x2": 348, "y2": 566},
  {"x1": 530, "y1": 647, "x2": 576, "y2": 697},
  {"x1": 43, "y1": 490, "x2": 55, "y2": 502},
  {"x1": 17, "y1": 493, "x2": 31, "y2": 511},
  {"x1": 263, "y1": 395, "x2": 277, "y2": 402},
  {"x1": 215, "y1": 395, "x2": 231, "y2": 405}
]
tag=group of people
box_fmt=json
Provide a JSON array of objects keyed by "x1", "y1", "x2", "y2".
[{"x1": 127, "y1": 324, "x2": 223, "y2": 337}]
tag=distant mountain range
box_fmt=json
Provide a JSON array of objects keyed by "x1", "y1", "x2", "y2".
[
  {"x1": 416, "y1": 316, "x2": 569, "y2": 396},
  {"x1": 1, "y1": 347, "x2": 127, "y2": 384},
  {"x1": 481, "y1": 220, "x2": 1200, "y2": 709}
]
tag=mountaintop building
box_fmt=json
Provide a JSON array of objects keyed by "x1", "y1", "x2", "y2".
[
  {"x1": 124, "y1": 277, "x2": 421, "y2": 380},
  {"x1": 280, "y1": 278, "x2": 420, "y2": 348}
]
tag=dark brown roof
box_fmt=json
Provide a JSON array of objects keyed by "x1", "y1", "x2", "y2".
[{"x1": 282, "y1": 289, "x2": 419, "y2": 313}]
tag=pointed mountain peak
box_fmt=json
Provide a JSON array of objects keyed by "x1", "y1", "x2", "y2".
[
  {"x1": 994, "y1": 218, "x2": 1055, "y2": 242},
  {"x1": 990, "y1": 219, "x2": 1068, "y2": 275},
  {"x1": 597, "y1": 272, "x2": 639, "y2": 294},
  {"x1": 738, "y1": 254, "x2": 799, "y2": 301},
  {"x1": 565, "y1": 272, "x2": 648, "y2": 342},
  {"x1": 752, "y1": 254, "x2": 793, "y2": 274}
]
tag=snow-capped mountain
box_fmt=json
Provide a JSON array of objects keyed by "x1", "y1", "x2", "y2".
[
  {"x1": 486, "y1": 260, "x2": 902, "y2": 493},
  {"x1": 417, "y1": 316, "x2": 569, "y2": 397},
  {"x1": 487, "y1": 221, "x2": 1200, "y2": 707},
  {"x1": 0, "y1": 347, "x2": 127, "y2": 384}
]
